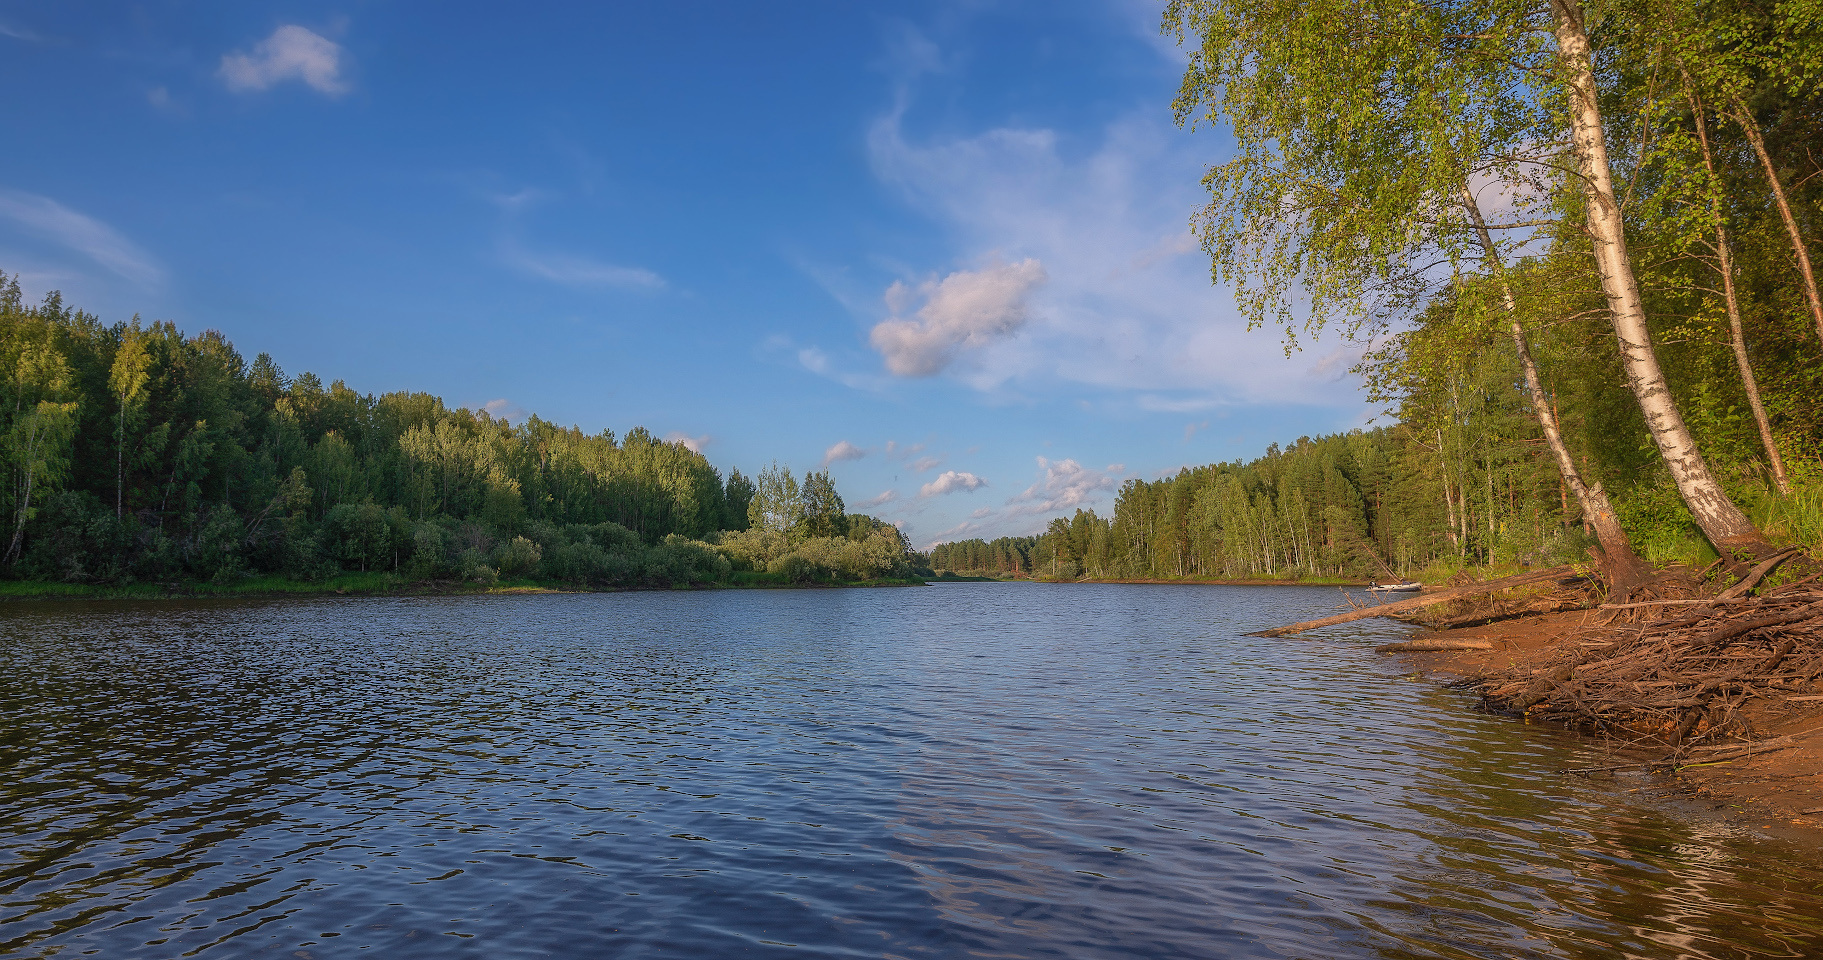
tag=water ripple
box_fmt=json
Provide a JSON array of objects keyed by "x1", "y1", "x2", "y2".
[{"x1": 2, "y1": 585, "x2": 1820, "y2": 958}]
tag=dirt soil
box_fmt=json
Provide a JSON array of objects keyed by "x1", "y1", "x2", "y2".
[{"x1": 1395, "y1": 609, "x2": 1823, "y2": 835}]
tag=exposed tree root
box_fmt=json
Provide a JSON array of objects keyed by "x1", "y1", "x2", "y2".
[{"x1": 1456, "y1": 555, "x2": 1823, "y2": 759}]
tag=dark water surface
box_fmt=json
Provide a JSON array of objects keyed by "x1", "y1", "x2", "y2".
[{"x1": 3, "y1": 585, "x2": 1821, "y2": 959}]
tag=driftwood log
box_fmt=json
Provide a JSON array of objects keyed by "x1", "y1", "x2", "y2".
[
  {"x1": 1374, "y1": 638, "x2": 1495, "y2": 653},
  {"x1": 1249, "y1": 565, "x2": 1579, "y2": 638}
]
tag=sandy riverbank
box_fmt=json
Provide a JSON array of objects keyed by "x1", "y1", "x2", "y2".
[{"x1": 1392, "y1": 609, "x2": 1823, "y2": 835}]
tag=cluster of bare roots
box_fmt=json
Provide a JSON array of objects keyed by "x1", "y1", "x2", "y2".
[{"x1": 1462, "y1": 550, "x2": 1823, "y2": 762}]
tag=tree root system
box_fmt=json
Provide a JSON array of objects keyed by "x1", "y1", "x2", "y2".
[{"x1": 1455, "y1": 558, "x2": 1823, "y2": 762}]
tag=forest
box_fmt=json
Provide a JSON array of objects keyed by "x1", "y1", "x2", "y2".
[
  {"x1": 934, "y1": 0, "x2": 1823, "y2": 587},
  {"x1": 0, "y1": 274, "x2": 921, "y2": 590}
]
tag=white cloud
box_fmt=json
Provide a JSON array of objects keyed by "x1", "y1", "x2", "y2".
[
  {"x1": 855, "y1": 490, "x2": 898, "y2": 509},
  {"x1": 885, "y1": 440, "x2": 925, "y2": 460},
  {"x1": 480, "y1": 398, "x2": 527, "y2": 422},
  {"x1": 220, "y1": 25, "x2": 351, "y2": 96},
  {"x1": 0, "y1": 189, "x2": 162, "y2": 286},
  {"x1": 919, "y1": 471, "x2": 987, "y2": 497},
  {"x1": 864, "y1": 95, "x2": 1372, "y2": 410},
  {"x1": 909, "y1": 455, "x2": 943, "y2": 473},
  {"x1": 503, "y1": 241, "x2": 664, "y2": 291},
  {"x1": 869, "y1": 258, "x2": 1046, "y2": 376},
  {"x1": 821, "y1": 440, "x2": 866, "y2": 467},
  {"x1": 1005, "y1": 457, "x2": 1124, "y2": 516},
  {"x1": 665, "y1": 432, "x2": 711, "y2": 453},
  {"x1": 919, "y1": 455, "x2": 1128, "y2": 546}
]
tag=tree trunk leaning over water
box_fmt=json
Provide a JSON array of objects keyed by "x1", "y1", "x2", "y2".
[
  {"x1": 1458, "y1": 183, "x2": 1647, "y2": 593},
  {"x1": 1690, "y1": 95, "x2": 1790, "y2": 495},
  {"x1": 1550, "y1": 0, "x2": 1771, "y2": 560}
]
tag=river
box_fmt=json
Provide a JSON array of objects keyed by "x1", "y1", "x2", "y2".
[{"x1": 2, "y1": 584, "x2": 1820, "y2": 958}]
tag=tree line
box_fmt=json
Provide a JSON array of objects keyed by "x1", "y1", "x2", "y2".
[{"x1": 0, "y1": 276, "x2": 919, "y2": 588}]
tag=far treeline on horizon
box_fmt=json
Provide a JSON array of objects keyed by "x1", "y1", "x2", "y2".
[{"x1": 4, "y1": 0, "x2": 1823, "y2": 593}]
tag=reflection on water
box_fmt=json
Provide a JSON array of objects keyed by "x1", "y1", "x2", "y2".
[{"x1": 1, "y1": 584, "x2": 1819, "y2": 959}]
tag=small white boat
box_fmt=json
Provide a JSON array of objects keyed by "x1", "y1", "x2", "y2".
[{"x1": 1365, "y1": 580, "x2": 1423, "y2": 593}]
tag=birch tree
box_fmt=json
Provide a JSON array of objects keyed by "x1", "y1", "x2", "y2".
[
  {"x1": 1166, "y1": 0, "x2": 1775, "y2": 562},
  {"x1": 1164, "y1": 0, "x2": 1647, "y2": 584}
]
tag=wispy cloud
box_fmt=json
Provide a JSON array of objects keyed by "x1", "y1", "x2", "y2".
[
  {"x1": 481, "y1": 398, "x2": 526, "y2": 422},
  {"x1": 0, "y1": 189, "x2": 162, "y2": 286},
  {"x1": 855, "y1": 490, "x2": 898, "y2": 509},
  {"x1": 869, "y1": 258, "x2": 1046, "y2": 376},
  {"x1": 665, "y1": 432, "x2": 711, "y2": 453},
  {"x1": 919, "y1": 470, "x2": 987, "y2": 498},
  {"x1": 820, "y1": 440, "x2": 866, "y2": 468},
  {"x1": 908, "y1": 455, "x2": 943, "y2": 473},
  {"x1": 885, "y1": 440, "x2": 925, "y2": 460},
  {"x1": 0, "y1": 19, "x2": 45, "y2": 43},
  {"x1": 769, "y1": 338, "x2": 886, "y2": 391},
  {"x1": 220, "y1": 25, "x2": 351, "y2": 96},
  {"x1": 502, "y1": 240, "x2": 665, "y2": 291}
]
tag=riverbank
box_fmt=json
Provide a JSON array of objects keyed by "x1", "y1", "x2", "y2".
[
  {"x1": 937, "y1": 573, "x2": 1369, "y2": 586},
  {"x1": 0, "y1": 572, "x2": 929, "y2": 601},
  {"x1": 1392, "y1": 610, "x2": 1823, "y2": 835}
]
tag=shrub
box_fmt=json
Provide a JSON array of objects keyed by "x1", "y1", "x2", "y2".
[{"x1": 493, "y1": 536, "x2": 543, "y2": 578}]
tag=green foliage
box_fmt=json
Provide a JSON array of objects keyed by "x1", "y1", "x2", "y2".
[
  {"x1": 0, "y1": 272, "x2": 911, "y2": 590},
  {"x1": 1162, "y1": 0, "x2": 1823, "y2": 567}
]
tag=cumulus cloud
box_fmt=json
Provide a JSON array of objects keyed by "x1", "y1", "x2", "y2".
[
  {"x1": 1005, "y1": 457, "x2": 1123, "y2": 516},
  {"x1": 820, "y1": 440, "x2": 866, "y2": 468},
  {"x1": 909, "y1": 456, "x2": 943, "y2": 473},
  {"x1": 0, "y1": 189, "x2": 162, "y2": 285},
  {"x1": 863, "y1": 94, "x2": 1372, "y2": 411},
  {"x1": 855, "y1": 490, "x2": 898, "y2": 509},
  {"x1": 220, "y1": 25, "x2": 350, "y2": 96},
  {"x1": 665, "y1": 432, "x2": 711, "y2": 453},
  {"x1": 919, "y1": 471, "x2": 987, "y2": 498},
  {"x1": 869, "y1": 258, "x2": 1046, "y2": 377}
]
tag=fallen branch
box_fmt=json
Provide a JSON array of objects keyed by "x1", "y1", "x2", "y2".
[
  {"x1": 1715, "y1": 547, "x2": 1803, "y2": 600},
  {"x1": 1375, "y1": 638, "x2": 1494, "y2": 653}
]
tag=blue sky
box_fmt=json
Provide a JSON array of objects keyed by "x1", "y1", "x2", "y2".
[{"x1": 0, "y1": 1, "x2": 1371, "y2": 546}]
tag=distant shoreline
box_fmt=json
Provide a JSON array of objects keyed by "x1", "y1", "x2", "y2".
[{"x1": 0, "y1": 575, "x2": 929, "y2": 602}]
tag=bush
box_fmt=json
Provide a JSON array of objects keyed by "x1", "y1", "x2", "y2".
[
  {"x1": 493, "y1": 536, "x2": 543, "y2": 578},
  {"x1": 323, "y1": 502, "x2": 412, "y2": 572}
]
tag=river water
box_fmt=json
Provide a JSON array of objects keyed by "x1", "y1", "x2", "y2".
[{"x1": 2, "y1": 584, "x2": 1820, "y2": 959}]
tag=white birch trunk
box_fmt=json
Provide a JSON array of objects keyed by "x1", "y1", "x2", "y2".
[{"x1": 1550, "y1": 0, "x2": 1767, "y2": 556}]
